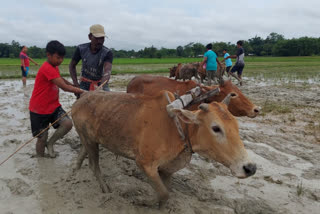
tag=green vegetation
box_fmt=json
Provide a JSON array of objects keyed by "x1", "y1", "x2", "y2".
[
  {"x1": 1, "y1": 33, "x2": 320, "y2": 59},
  {"x1": 261, "y1": 99, "x2": 292, "y2": 116},
  {"x1": 1, "y1": 56, "x2": 320, "y2": 81},
  {"x1": 296, "y1": 181, "x2": 304, "y2": 196}
]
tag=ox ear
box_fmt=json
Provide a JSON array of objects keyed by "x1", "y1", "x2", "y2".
[{"x1": 171, "y1": 109, "x2": 199, "y2": 124}]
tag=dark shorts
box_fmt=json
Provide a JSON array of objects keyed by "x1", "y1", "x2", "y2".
[
  {"x1": 30, "y1": 106, "x2": 70, "y2": 137},
  {"x1": 230, "y1": 64, "x2": 245, "y2": 75},
  {"x1": 226, "y1": 66, "x2": 232, "y2": 73},
  {"x1": 21, "y1": 66, "x2": 29, "y2": 77}
]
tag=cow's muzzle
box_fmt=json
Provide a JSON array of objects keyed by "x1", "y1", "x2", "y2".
[{"x1": 243, "y1": 163, "x2": 257, "y2": 177}]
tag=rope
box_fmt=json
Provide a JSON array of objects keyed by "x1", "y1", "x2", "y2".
[{"x1": 0, "y1": 78, "x2": 109, "y2": 166}]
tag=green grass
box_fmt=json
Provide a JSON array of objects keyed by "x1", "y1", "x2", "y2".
[
  {"x1": 1, "y1": 56, "x2": 320, "y2": 80},
  {"x1": 0, "y1": 57, "x2": 204, "y2": 66},
  {"x1": 261, "y1": 99, "x2": 292, "y2": 116}
]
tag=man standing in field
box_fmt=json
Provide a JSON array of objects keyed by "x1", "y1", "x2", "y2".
[
  {"x1": 69, "y1": 24, "x2": 113, "y2": 95},
  {"x1": 223, "y1": 40, "x2": 245, "y2": 86},
  {"x1": 20, "y1": 46, "x2": 39, "y2": 86},
  {"x1": 200, "y1": 43, "x2": 222, "y2": 85}
]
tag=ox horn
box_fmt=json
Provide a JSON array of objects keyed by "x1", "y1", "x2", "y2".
[
  {"x1": 219, "y1": 76, "x2": 225, "y2": 86},
  {"x1": 222, "y1": 93, "x2": 233, "y2": 106},
  {"x1": 199, "y1": 103, "x2": 209, "y2": 112}
]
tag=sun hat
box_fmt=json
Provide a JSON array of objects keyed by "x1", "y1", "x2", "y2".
[{"x1": 90, "y1": 24, "x2": 106, "y2": 37}]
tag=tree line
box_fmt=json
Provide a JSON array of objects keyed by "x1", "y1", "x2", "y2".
[{"x1": 1, "y1": 33, "x2": 320, "y2": 59}]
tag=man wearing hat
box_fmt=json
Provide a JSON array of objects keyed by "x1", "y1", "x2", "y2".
[{"x1": 69, "y1": 24, "x2": 113, "y2": 93}]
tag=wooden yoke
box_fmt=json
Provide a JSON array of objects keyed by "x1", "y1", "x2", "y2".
[
  {"x1": 165, "y1": 86, "x2": 201, "y2": 140},
  {"x1": 189, "y1": 87, "x2": 220, "y2": 106},
  {"x1": 166, "y1": 86, "x2": 201, "y2": 117}
]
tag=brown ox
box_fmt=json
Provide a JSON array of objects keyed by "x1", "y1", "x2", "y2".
[
  {"x1": 72, "y1": 90, "x2": 256, "y2": 206},
  {"x1": 169, "y1": 63, "x2": 200, "y2": 81},
  {"x1": 126, "y1": 75, "x2": 260, "y2": 118},
  {"x1": 169, "y1": 63, "x2": 181, "y2": 78}
]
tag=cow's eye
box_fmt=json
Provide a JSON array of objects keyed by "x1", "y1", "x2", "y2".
[
  {"x1": 230, "y1": 93, "x2": 237, "y2": 97},
  {"x1": 212, "y1": 126, "x2": 222, "y2": 133}
]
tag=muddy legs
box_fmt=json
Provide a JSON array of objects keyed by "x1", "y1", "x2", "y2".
[
  {"x1": 141, "y1": 165, "x2": 170, "y2": 208},
  {"x1": 159, "y1": 170, "x2": 172, "y2": 190},
  {"x1": 47, "y1": 119, "x2": 73, "y2": 158},
  {"x1": 75, "y1": 144, "x2": 87, "y2": 170},
  {"x1": 85, "y1": 142, "x2": 111, "y2": 193},
  {"x1": 22, "y1": 77, "x2": 26, "y2": 87},
  {"x1": 228, "y1": 72, "x2": 242, "y2": 85},
  {"x1": 36, "y1": 132, "x2": 48, "y2": 157}
]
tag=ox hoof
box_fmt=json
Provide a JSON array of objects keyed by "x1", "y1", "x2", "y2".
[
  {"x1": 158, "y1": 201, "x2": 166, "y2": 210},
  {"x1": 158, "y1": 194, "x2": 169, "y2": 209}
]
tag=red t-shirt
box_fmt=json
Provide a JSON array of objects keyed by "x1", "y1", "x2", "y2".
[
  {"x1": 19, "y1": 51, "x2": 30, "y2": 67},
  {"x1": 29, "y1": 61, "x2": 61, "y2": 114}
]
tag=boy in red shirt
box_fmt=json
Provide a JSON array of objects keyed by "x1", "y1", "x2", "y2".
[{"x1": 29, "y1": 40, "x2": 85, "y2": 158}]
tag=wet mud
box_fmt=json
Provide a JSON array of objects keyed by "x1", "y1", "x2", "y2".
[{"x1": 0, "y1": 76, "x2": 319, "y2": 214}]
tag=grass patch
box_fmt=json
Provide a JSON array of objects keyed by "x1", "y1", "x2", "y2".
[
  {"x1": 1, "y1": 56, "x2": 320, "y2": 80},
  {"x1": 304, "y1": 110, "x2": 320, "y2": 143},
  {"x1": 261, "y1": 100, "x2": 292, "y2": 116},
  {"x1": 296, "y1": 181, "x2": 304, "y2": 196}
]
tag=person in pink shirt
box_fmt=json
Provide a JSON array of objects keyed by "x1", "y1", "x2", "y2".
[{"x1": 20, "y1": 46, "x2": 39, "y2": 86}]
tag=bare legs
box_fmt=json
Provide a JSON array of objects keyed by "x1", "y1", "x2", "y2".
[
  {"x1": 36, "y1": 132, "x2": 48, "y2": 157},
  {"x1": 227, "y1": 71, "x2": 243, "y2": 85},
  {"x1": 22, "y1": 77, "x2": 26, "y2": 87},
  {"x1": 206, "y1": 70, "x2": 218, "y2": 85},
  {"x1": 36, "y1": 118, "x2": 73, "y2": 158}
]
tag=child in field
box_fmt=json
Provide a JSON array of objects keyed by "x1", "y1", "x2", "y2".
[
  {"x1": 222, "y1": 49, "x2": 233, "y2": 76},
  {"x1": 29, "y1": 40, "x2": 85, "y2": 158},
  {"x1": 20, "y1": 46, "x2": 39, "y2": 86}
]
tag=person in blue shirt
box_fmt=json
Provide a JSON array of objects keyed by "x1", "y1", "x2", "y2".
[
  {"x1": 200, "y1": 43, "x2": 222, "y2": 85},
  {"x1": 222, "y1": 40, "x2": 244, "y2": 85},
  {"x1": 222, "y1": 49, "x2": 232, "y2": 76}
]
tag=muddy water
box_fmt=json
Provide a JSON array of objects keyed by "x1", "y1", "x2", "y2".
[{"x1": 0, "y1": 76, "x2": 319, "y2": 214}]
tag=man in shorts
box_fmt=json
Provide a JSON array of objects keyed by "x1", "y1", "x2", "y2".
[
  {"x1": 223, "y1": 40, "x2": 245, "y2": 85},
  {"x1": 69, "y1": 24, "x2": 113, "y2": 95},
  {"x1": 20, "y1": 46, "x2": 38, "y2": 86},
  {"x1": 29, "y1": 41, "x2": 85, "y2": 158}
]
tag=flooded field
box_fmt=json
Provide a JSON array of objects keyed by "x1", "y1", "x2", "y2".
[{"x1": 0, "y1": 75, "x2": 319, "y2": 214}]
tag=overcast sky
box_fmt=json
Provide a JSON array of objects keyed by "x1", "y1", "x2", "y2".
[{"x1": 1, "y1": 0, "x2": 319, "y2": 50}]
